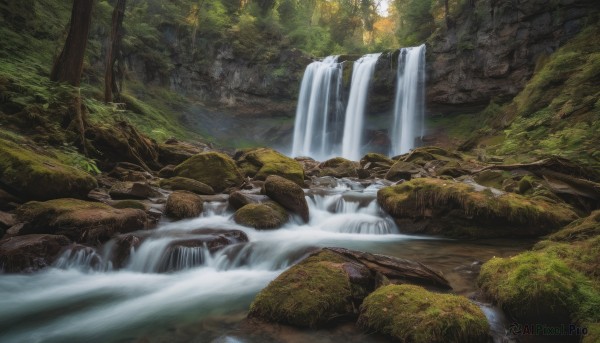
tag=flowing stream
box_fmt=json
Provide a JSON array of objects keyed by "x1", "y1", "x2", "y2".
[{"x1": 0, "y1": 179, "x2": 531, "y2": 343}]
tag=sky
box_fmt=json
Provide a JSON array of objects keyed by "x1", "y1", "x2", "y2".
[{"x1": 377, "y1": 0, "x2": 391, "y2": 16}]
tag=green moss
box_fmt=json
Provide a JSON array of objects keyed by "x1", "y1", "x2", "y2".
[
  {"x1": 174, "y1": 152, "x2": 243, "y2": 192},
  {"x1": 485, "y1": 23, "x2": 600, "y2": 170},
  {"x1": 318, "y1": 157, "x2": 358, "y2": 178},
  {"x1": 236, "y1": 148, "x2": 305, "y2": 186},
  {"x1": 165, "y1": 191, "x2": 204, "y2": 220},
  {"x1": 112, "y1": 200, "x2": 147, "y2": 211},
  {"x1": 0, "y1": 138, "x2": 97, "y2": 200},
  {"x1": 478, "y1": 249, "x2": 600, "y2": 324},
  {"x1": 377, "y1": 178, "x2": 577, "y2": 238},
  {"x1": 159, "y1": 177, "x2": 215, "y2": 195},
  {"x1": 358, "y1": 284, "x2": 489, "y2": 343},
  {"x1": 248, "y1": 250, "x2": 364, "y2": 328},
  {"x1": 359, "y1": 153, "x2": 393, "y2": 167},
  {"x1": 473, "y1": 170, "x2": 513, "y2": 189},
  {"x1": 546, "y1": 210, "x2": 600, "y2": 243},
  {"x1": 233, "y1": 202, "x2": 289, "y2": 230}
]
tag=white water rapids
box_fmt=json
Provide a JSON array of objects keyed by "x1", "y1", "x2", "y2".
[{"x1": 0, "y1": 180, "x2": 437, "y2": 343}]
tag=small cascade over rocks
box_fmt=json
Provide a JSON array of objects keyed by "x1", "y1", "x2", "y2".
[{"x1": 291, "y1": 46, "x2": 427, "y2": 161}]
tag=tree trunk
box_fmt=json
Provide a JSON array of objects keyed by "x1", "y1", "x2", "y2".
[
  {"x1": 104, "y1": 0, "x2": 127, "y2": 103},
  {"x1": 50, "y1": 0, "x2": 94, "y2": 86}
]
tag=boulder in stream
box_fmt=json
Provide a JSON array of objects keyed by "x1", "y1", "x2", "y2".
[
  {"x1": 165, "y1": 191, "x2": 204, "y2": 220},
  {"x1": 234, "y1": 202, "x2": 289, "y2": 230},
  {"x1": 0, "y1": 234, "x2": 71, "y2": 273},
  {"x1": 264, "y1": 175, "x2": 309, "y2": 223},
  {"x1": 378, "y1": 178, "x2": 578, "y2": 238},
  {"x1": 248, "y1": 247, "x2": 450, "y2": 328},
  {"x1": 235, "y1": 148, "x2": 305, "y2": 186},
  {"x1": 358, "y1": 284, "x2": 489, "y2": 343},
  {"x1": 160, "y1": 177, "x2": 215, "y2": 195},
  {"x1": 15, "y1": 199, "x2": 148, "y2": 245},
  {"x1": 318, "y1": 157, "x2": 358, "y2": 178},
  {"x1": 174, "y1": 152, "x2": 243, "y2": 192}
]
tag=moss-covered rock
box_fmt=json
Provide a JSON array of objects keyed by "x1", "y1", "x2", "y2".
[
  {"x1": 165, "y1": 191, "x2": 204, "y2": 220},
  {"x1": 248, "y1": 250, "x2": 374, "y2": 327},
  {"x1": 174, "y1": 152, "x2": 243, "y2": 192},
  {"x1": 403, "y1": 146, "x2": 463, "y2": 166},
  {"x1": 15, "y1": 199, "x2": 147, "y2": 244},
  {"x1": 112, "y1": 200, "x2": 147, "y2": 211},
  {"x1": 0, "y1": 138, "x2": 97, "y2": 201},
  {"x1": 318, "y1": 157, "x2": 358, "y2": 178},
  {"x1": 109, "y1": 181, "x2": 161, "y2": 200},
  {"x1": 229, "y1": 191, "x2": 270, "y2": 210},
  {"x1": 385, "y1": 161, "x2": 425, "y2": 181},
  {"x1": 234, "y1": 202, "x2": 289, "y2": 230},
  {"x1": 546, "y1": 210, "x2": 600, "y2": 243},
  {"x1": 157, "y1": 138, "x2": 204, "y2": 166},
  {"x1": 160, "y1": 177, "x2": 215, "y2": 195},
  {"x1": 478, "y1": 249, "x2": 600, "y2": 324},
  {"x1": 377, "y1": 178, "x2": 578, "y2": 238},
  {"x1": 360, "y1": 153, "x2": 393, "y2": 168},
  {"x1": 264, "y1": 175, "x2": 309, "y2": 223},
  {"x1": 358, "y1": 284, "x2": 489, "y2": 343},
  {"x1": 0, "y1": 234, "x2": 71, "y2": 273},
  {"x1": 235, "y1": 148, "x2": 305, "y2": 186}
]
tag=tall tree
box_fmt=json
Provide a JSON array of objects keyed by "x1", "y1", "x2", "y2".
[
  {"x1": 50, "y1": 0, "x2": 94, "y2": 86},
  {"x1": 104, "y1": 0, "x2": 127, "y2": 103}
]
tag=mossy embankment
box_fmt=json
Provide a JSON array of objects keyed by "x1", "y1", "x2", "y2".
[
  {"x1": 478, "y1": 211, "x2": 600, "y2": 340},
  {"x1": 456, "y1": 21, "x2": 600, "y2": 169}
]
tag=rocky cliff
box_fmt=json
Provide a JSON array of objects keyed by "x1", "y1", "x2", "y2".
[{"x1": 427, "y1": 0, "x2": 598, "y2": 113}]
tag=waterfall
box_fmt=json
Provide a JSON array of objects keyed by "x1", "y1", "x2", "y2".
[
  {"x1": 390, "y1": 44, "x2": 426, "y2": 156},
  {"x1": 291, "y1": 56, "x2": 343, "y2": 160},
  {"x1": 341, "y1": 53, "x2": 381, "y2": 161}
]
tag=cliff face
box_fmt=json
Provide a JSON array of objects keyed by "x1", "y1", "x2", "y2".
[{"x1": 427, "y1": 0, "x2": 598, "y2": 113}]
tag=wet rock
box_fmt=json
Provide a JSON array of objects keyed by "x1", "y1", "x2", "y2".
[
  {"x1": 0, "y1": 187, "x2": 21, "y2": 211},
  {"x1": 326, "y1": 247, "x2": 450, "y2": 290},
  {"x1": 358, "y1": 284, "x2": 489, "y2": 343},
  {"x1": 264, "y1": 175, "x2": 309, "y2": 223},
  {"x1": 160, "y1": 177, "x2": 215, "y2": 195},
  {"x1": 174, "y1": 152, "x2": 243, "y2": 193},
  {"x1": 158, "y1": 165, "x2": 176, "y2": 178},
  {"x1": 229, "y1": 191, "x2": 270, "y2": 210},
  {"x1": 318, "y1": 157, "x2": 358, "y2": 178},
  {"x1": 234, "y1": 202, "x2": 289, "y2": 230},
  {"x1": 385, "y1": 161, "x2": 425, "y2": 182},
  {"x1": 0, "y1": 234, "x2": 71, "y2": 273},
  {"x1": 108, "y1": 164, "x2": 152, "y2": 182},
  {"x1": 15, "y1": 199, "x2": 148, "y2": 244},
  {"x1": 165, "y1": 191, "x2": 204, "y2": 220},
  {"x1": 248, "y1": 249, "x2": 375, "y2": 328},
  {"x1": 0, "y1": 138, "x2": 97, "y2": 201},
  {"x1": 248, "y1": 247, "x2": 451, "y2": 328},
  {"x1": 294, "y1": 156, "x2": 320, "y2": 177},
  {"x1": 0, "y1": 211, "x2": 15, "y2": 231},
  {"x1": 109, "y1": 181, "x2": 162, "y2": 200},
  {"x1": 236, "y1": 148, "x2": 305, "y2": 186},
  {"x1": 378, "y1": 178, "x2": 578, "y2": 238},
  {"x1": 157, "y1": 138, "x2": 205, "y2": 166},
  {"x1": 111, "y1": 200, "x2": 148, "y2": 211},
  {"x1": 360, "y1": 153, "x2": 393, "y2": 169},
  {"x1": 110, "y1": 233, "x2": 144, "y2": 268}
]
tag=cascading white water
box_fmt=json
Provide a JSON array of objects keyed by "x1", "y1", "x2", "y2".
[
  {"x1": 390, "y1": 44, "x2": 426, "y2": 156},
  {"x1": 291, "y1": 56, "x2": 343, "y2": 160},
  {"x1": 0, "y1": 181, "x2": 435, "y2": 343},
  {"x1": 341, "y1": 53, "x2": 381, "y2": 161}
]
